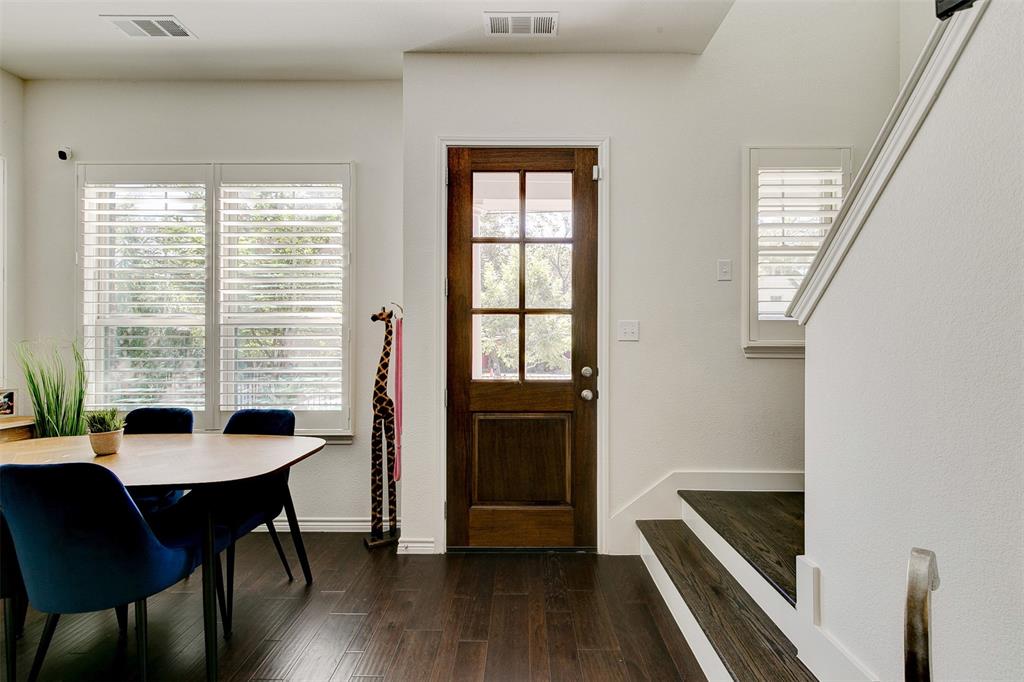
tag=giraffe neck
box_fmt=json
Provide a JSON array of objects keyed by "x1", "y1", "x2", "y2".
[{"x1": 374, "y1": 320, "x2": 393, "y2": 392}]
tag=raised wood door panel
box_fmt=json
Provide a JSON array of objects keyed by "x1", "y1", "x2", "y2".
[{"x1": 447, "y1": 147, "x2": 598, "y2": 548}]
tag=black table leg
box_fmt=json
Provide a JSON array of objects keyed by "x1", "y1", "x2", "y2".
[
  {"x1": 3, "y1": 598, "x2": 16, "y2": 682},
  {"x1": 201, "y1": 510, "x2": 218, "y2": 682}
]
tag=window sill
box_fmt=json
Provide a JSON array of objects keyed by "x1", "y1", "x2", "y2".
[
  {"x1": 742, "y1": 342, "x2": 805, "y2": 359},
  {"x1": 297, "y1": 431, "x2": 355, "y2": 445}
]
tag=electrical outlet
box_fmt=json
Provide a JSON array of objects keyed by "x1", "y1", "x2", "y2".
[
  {"x1": 717, "y1": 259, "x2": 733, "y2": 281},
  {"x1": 617, "y1": 320, "x2": 640, "y2": 342}
]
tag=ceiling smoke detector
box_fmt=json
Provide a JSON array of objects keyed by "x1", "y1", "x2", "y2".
[
  {"x1": 104, "y1": 15, "x2": 194, "y2": 38},
  {"x1": 484, "y1": 12, "x2": 559, "y2": 37}
]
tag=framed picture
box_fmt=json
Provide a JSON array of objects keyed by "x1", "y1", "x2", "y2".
[{"x1": 0, "y1": 390, "x2": 14, "y2": 416}]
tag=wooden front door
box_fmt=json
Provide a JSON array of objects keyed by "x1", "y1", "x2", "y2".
[{"x1": 447, "y1": 147, "x2": 598, "y2": 549}]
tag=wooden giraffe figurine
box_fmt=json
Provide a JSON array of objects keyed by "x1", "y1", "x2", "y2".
[{"x1": 365, "y1": 307, "x2": 399, "y2": 548}]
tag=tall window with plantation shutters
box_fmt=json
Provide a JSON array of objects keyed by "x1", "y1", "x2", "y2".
[
  {"x1": 81, "y1": 170, "x2": 209, "y2": 412},
  {"x1": 742, "y1": 147, "x2": 851, "y2": 358},
  {"x1": 79, "y1": 163, "x2": 352, "y2": 434},
  {"x1": 218, "y1": 168, "x2": 346, "y2": 428}
]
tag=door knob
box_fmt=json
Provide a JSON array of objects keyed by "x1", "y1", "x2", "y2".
[
  {"x1": 581, "y1": 389, "x2": 595, "y2": 401},
  {"x1": 581, "y1": 366, "x2": 594, "y2": 378}
]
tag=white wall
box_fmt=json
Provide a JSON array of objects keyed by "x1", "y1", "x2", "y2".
[
  {"x1": 0, "y1": 70, "x2": 24, "y2": 392},
  {"x1": 21, "y1": 80, "x2": 403, "y2": 523},
  {"x1": 899, "y1": 0, "x2": 940, "y2": 87},
  {"x1": 402, "y1": 0, "x2": 901, "y2": 553},
  {"x1": 805, "y1": 1, "x2": 1024, "y2": 678}
]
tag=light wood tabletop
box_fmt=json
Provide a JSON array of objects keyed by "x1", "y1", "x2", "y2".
[{"x1": 0, "y1": 433, "x2": 326, "y2": 487}]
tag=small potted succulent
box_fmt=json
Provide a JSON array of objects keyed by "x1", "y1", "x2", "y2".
[{"x1": 85, "y1": 408, "x2": 125, "y2": 456}]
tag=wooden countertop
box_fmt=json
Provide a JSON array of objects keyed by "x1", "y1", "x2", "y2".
[{"x1": 0, "y1": 416, "x2": 33, "y2": 431}]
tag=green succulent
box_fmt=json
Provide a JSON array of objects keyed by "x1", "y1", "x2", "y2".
[{"x1": 85, "y1": 408, "x2": 125, "y2": 434}]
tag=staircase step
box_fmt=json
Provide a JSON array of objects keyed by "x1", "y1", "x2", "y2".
[
  {"x1": 637, "y1": 520, "x2": 816, "y2": 682},
  {"x1": 678, "y1": 490, "x2": 803, "y2": 606}
]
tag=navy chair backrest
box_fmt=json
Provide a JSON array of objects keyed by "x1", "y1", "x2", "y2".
[
  {"x1": 124, "y1": 407, "x2": 194, "y2": 435},
  {"x1": 0, "y1": 463, "x2": 193, "y2": 614},
  {"x1": 223, "y1": 409, "x2": 295, "y2": 437}
]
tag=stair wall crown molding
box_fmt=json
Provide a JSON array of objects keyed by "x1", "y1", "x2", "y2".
[{"x1": 787, "y1": 0, "x2": 990, "y2": 324}]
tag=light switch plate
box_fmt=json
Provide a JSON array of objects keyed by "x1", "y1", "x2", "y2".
[
  {"x1": 617, "y1": 320, "x2": 640, "y2": 342},
  {"x1": 717, "y1": 259, "x2": 733, "y2": 281}
]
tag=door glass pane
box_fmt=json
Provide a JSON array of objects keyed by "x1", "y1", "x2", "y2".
[
  {"x1": 473, "y1": 173, "x2": 520, "y2": 237},
  {"x1": 472, "y1": 314, "x2": 519, "y2": 380},
  {"x1": 473, "y1": 244, "x2": 519, "y2": 308},
  {"x1": 526, "y1": 243, "x2": 572, "y2": 309},
  {"x1": 526, "y1": 172, "x2": 572, "y2": 238},
  {"x1": 525, "y1": 314, "x2": 571, "y2": 380}
]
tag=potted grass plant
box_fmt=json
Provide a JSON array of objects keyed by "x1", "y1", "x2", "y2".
[
  {"x1": 17, "y1": 340, "x2": 87, "y2": 438},
  {"x1": 85, "y1": 408, "x2": 125, "y2": 456}
]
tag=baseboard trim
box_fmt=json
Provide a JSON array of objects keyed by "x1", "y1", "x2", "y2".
[
  {"x1": 794, "y1": 557, "x2": 878, "y2": 681},
  {"x1": 606, "y1": 470, "x2": 804, "y2": 554},
  {"x1": 397, "y1": 537, "x2": 437, "y2": 554},
  {"x1": 257, "y1": 516, "x2": 400, "y2": 533},
  {"x1": 638, "y1": 531, "x2": 732, "y2": 681}
]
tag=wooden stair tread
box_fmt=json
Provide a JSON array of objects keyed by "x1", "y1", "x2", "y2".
[
  {"x1": 678, "y1": 490, "x2": 803, "y2": 606},
  {"x1": 637, "y1": 520, "x2": 816, "y2": 682}
]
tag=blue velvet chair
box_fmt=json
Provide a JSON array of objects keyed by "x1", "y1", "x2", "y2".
[
  {"x1": 185, "y1": 409, "x2": 311, "y2": 639},
  {"x1": 0, "y1": 462, "x2": 229, "y2": 682},
  {"x1": 124, "y1": 407, "x2": 194, "y2": 516},
  {"x1": 220, "y1": 409, "x2": 310, "y2": 583}
]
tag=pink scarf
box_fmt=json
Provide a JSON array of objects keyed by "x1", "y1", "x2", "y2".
[{"x1": 394, "y1": 316, "x2": 403, "y2": 481}]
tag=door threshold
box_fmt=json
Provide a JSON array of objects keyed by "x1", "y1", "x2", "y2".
[{"x1": 446, "y1": 546, "x2": 597, "y2": 554}]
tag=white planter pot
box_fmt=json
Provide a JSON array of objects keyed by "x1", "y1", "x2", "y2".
[{"x1": 89, "y1": 429, "x2": 124, "y2": 456}]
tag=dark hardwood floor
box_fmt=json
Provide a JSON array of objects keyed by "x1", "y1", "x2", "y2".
[
  {"x1": 637, "y1": 520, "x2": 815, "y2": 682},
  {"x1": 678, "y1": 490, "x2": 803, "y2": 605},
  {"x1": 2, "y1": 533, "x2": 704, "y2": 681}
]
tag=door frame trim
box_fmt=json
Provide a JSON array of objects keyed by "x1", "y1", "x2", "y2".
[{"x1": 435, "y1": 136, "x2": 611, "y2": 552}]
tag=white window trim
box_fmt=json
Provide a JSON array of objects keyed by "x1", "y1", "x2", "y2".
[
  {"x1": 76, "y1": 162, "x2": 355, "y2": 438},
  {"x1": 741, "y1": 146, "x2": 852, "y2": 359}
]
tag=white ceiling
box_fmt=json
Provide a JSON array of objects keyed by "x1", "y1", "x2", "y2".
[{"x1": 0, "y1": 0, "x2": 734, "y2": 81}]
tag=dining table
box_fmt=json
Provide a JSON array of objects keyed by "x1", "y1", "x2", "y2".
[{"x1": 0, "y1": 432, "x2": 327, "y2": 682}]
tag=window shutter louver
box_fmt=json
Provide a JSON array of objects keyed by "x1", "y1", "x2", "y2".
[
  {"x1": 218, "y1": 182, "x2": 346, "y2": 415},
  {"x1": 756, "y1": 168, "x2": 844, "y2": 320},
  {"x1": 81, "y1": 182, "x2": 208, "y2": 409}
]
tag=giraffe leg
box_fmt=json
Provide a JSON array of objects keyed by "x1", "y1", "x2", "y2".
[
  {"x1": 370, "y1": 414, "x2": 384, "y2": 538},
  {"x1": 383, "y1": 404, "x2": 397, "y2": 536}
]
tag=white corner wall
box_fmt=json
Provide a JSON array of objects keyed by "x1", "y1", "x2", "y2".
[
  {"x1": 0, "y1": 70, "x2": 25, "y2": 391},
  {"x1": 401, "y1": 0, "x2": 901, "y2": 553},
  {"x1": 804, "y1": 1, "x2": 1024, "y2": 678},
  {"x1": 21, "y1": 80, "x2": 403, "y2": 524},
  {"x1": 899, "y1": 0, "x2": 940, "y2": 87}
]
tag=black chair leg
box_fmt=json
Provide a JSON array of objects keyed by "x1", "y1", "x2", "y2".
[
  {"x1": 114, "y1": 603, "x2": 129, "y2": 637},
  {"x1": 27, "y1": 613, "x2": 59, "y2": 682},
  {"x1": 226, "y1": 542, "x2": 235, "y2": 634},
  {"x1": 12, "y1": 589, "x2": 27, "y2": 640},
  {"x1": 266, "y1": 522, "x2": 294, "y2": 582},
  {"x1": 282, "y1": 487, "x2": 312, "y2": 585},
  {"x1": 3, "y1": 598, "x2": 16, "y2": 682},
  {"x1": 135, "y1": 600, "x2": 148, "y2": 682},
  {"x1": 214, "y1": 554, "x2": 231, "y2": 639}
]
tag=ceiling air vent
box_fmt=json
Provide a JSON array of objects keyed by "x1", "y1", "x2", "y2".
[
  {"x1": 104, "y1": 15, "x2": 194, "y2": 38},
  {"x1": 484, "y1": 12, "x2": 559, "y2": 37}
]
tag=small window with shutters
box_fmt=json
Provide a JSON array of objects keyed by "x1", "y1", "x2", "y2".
[
  {"x1": 78, "y1": 163, "x2": 352, "y2": 435},
  {"x1": 742, "y1": 147, "x2": 851, "y2": 358}
]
